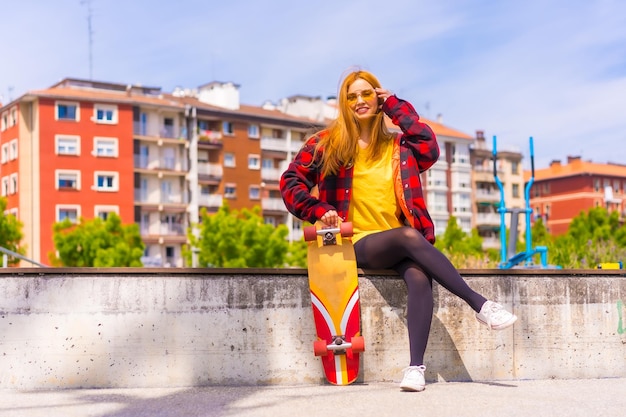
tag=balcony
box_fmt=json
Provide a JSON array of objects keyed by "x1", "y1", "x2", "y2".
[
  {"x1": 261, "y1": 137, "x2": 303, "y2": 153},
  {"x1": 161, "y1": 193, "x2": 187, "y2": 204},
  {"x1": 476, "y1": 213, "x2": 500, "y2": 226},
  {"x1": 262, "y1": 197, "x2": 287, "y2": 212},
  {"x1": 198, "y1": 130, "x2": 222, "y2": 143},
  {"x1": 160, "y1": 223, "x2": 186, "y2": 236},
  {"x1": 134, "y1": 189, "x2": 188, "y2": 205},
  {"x1": 475, "y1": 189, "x2": 500, "y2": 203},
  {"x1": 134, "y1": 155, "x2": 188, "y2": 173},
  {"x1": 199, "y1": 194, "x2": 223, "y2": 209},
  {"x1": 198, "y1": 162, "x2": 223, "y2": 179},
  {"x1": 134, "y1": 122, "x2": 184, "y2": 140},
  {"x1": 261, "y1": 167, "x2": 283, "y2": 182}
]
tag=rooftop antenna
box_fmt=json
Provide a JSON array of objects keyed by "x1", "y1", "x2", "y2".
[{"x1": 81, "y1": 0, "x2": 94, "y2": 79}]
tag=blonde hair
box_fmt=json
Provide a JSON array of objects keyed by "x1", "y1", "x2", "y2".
[{"x1": 313, "y1": 70, "x2": 394, "y2": 177}]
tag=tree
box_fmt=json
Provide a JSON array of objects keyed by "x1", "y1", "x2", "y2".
[
  {"x1": 0, "y1": 197, "x2": 25, "y2": 266},
  {"x1": 547, "y1": 207, "x2": 626, "y2": 268},
  {"x1": 285, "y1": 237, "x2": 308, "y2": 268},
  {"x1": 50, "y1": 213, "x2": 144, "y2": 267},
  {"x1": 435, "y1": 216, "x2": 491, "y2": 267},
  {"x1": 435, "y1": 216, "x2": 483, "y2": 255},
  {"x1": 187, "y1": 204, "x2": 290, "y2": 267}
]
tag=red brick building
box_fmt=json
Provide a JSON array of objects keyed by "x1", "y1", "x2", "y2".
[{"x1": 527, "y1": 156, "x2": 626, "y2": 235}]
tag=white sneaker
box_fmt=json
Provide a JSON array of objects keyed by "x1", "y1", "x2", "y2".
[
  {"x1": 400, "y1": 365, "x2": 426, "y2": 392},
  {"x1": 476, "y1": 301, "x2": 517, "y2": 330}
]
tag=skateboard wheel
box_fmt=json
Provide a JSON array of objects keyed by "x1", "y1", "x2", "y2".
[
  {"x1": 350, "y1": 336, "x2": 365, "y2": 352},
  {"x1": 314, "y1": 340, "x2": 328, "y2": 356},
  {"x1": 304, "y1": 225, "x2": 318, "y2": 241},
  {"x1": 340, "y1": 222, "x2": 353, "y2": 237}
]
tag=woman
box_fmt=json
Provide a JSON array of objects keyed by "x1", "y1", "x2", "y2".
[{"x1": 280, "y1": 69, "x2": 517, "y2": 392}]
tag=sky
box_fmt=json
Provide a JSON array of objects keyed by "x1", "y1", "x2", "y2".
[{"x1": 2, "y1": 0, "x2": 626, "y2": 169}]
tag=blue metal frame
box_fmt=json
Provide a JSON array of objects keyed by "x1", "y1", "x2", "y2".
[{"x1": 492, "y1": 136, "x2": 557, "y2": 269}]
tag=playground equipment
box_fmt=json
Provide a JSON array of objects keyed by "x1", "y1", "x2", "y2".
[{"x1": 492, "y1": 136, "x2": 557, "y2": 269}]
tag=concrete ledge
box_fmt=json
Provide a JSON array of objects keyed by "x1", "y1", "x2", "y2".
[{"x1": 1, "y1": 268, "x2": 625, "y2": 389}]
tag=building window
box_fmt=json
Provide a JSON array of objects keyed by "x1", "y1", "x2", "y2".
[
  {"x1": 512, "y1": 183, "x2": 520, "y2": 198},
  {"x1": 55, "y1": 135, "x2": 80, "y2": 155},
  {"x1": 9, "y1": 107, "x2": 17, "y2": 126},
  {"x1": 0, "y1": 112, "x2": 7, "y2": 131},
  {"x1": 511, "y1": 161, "x2": 519, "y2": 175},
  {"x1": 55, "y1": 170, "x2": 80, "y2": 190},
  {"x1": 249, "y1": 185, "x2": 260, "y2": 200},
  {"x1": 94, "y1": 171, "x2": 119, "y2": 192},
  {"x1": 93, "y1": 137, "x2": 118, "y2": 157},
  {"x1": 94, "y1": 205, "x2": 119, "y2": 220},
  {"x1": 56, "y1": 205, "x2": 80, "y2": 223},
  {"x1": 224, "y1": 153, "x2": 235, "y2": 167},
  {"x1": 1, "y1": 177, "x2": 8, "y2": 196},
  {"x1": 94, "y1": 104, "x2": 118, "y2": 124},
  {"x1": 223, "y1": 121, "x2": 234, "y2": 135},
  {"x1": 248, "y1": 154, "x2": 260, "y2": 170},
  {"x1": 0, "y1": 144, "x2": 7, "y2": 163},
  {"x1": 8, "y1": 139, "x2": 17, "y2": 160},
  {"x1": 55, "y1": 101, "x2": 80, "y2": 121},
  {"x1": 9, "y1": 173, "x2": 17, "y2": 194},
  {"x1": 248, "y1": 124, "x2": 260, "y2": 138},
  {"x1": 224, "y1": 184, "x2": 236, "y2": 199}
]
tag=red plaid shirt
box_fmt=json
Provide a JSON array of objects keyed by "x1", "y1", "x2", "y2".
[{"x1": 280, "y1": 95, "x2": 440, "y2": 242}]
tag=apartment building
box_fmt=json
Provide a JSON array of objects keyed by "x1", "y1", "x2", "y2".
[
  {"x1": 171, "y1": 82, "x2": 323, "y2": 245},
  {"x1": 419, "y1": 118, "x2": 474, "y2": 235},
  {"x1": 470, "y1": 131, "x2": 525, "y2": 249},
  {"x1": 0, "y1": 78, "x2": 322, "y2": 267},
  {"x1": 528, "y1": 156, "x2": 626, "y2": 235}
]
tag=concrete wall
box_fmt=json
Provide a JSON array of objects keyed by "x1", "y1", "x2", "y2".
[{"x1": 0, "y1": 268, "x2": 625, "y2": 389}]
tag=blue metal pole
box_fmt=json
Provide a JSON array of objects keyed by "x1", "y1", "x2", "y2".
[
  {"x1": 493, "y1": 135, "x2": 507, "y2": 267},
  {"x1": 524, "y1": 137, "x2": 535, "y2": 260}
]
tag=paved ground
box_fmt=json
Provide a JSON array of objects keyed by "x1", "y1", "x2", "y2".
[{"x1": 1, "y1": 378, "x2": 625, "y2": 417}]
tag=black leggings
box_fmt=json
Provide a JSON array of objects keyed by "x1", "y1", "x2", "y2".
[{"x1": 353, "y1": 227, "x2": 487, "y2": 366}]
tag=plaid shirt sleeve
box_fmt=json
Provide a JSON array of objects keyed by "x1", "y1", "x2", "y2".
[
  {"x1": 279, "y1": 133, "x2": 337, "y2": 223},
  {"x1": 383, "y1": 95, "x2": 439, "y2": 172},
  {"x1": 383, "y1": 95, "x2": 439, "y2": 242}
]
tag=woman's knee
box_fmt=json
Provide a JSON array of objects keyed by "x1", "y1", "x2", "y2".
[{"x1": 400, "y1": 227, "x2": 430, "y2": 249}]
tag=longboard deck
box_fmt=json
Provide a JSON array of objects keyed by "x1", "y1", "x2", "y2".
[{"x1": 306, "y1": 223, "x2": 362, "y2": 385}]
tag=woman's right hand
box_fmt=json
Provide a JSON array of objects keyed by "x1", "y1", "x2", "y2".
[{"x1": 320, "y1": 210, "x2": 339, "y2": 228}]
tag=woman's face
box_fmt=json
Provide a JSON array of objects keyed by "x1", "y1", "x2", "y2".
[{"x1": 346, "y1": 78, "x2": 379, "y2": 121}]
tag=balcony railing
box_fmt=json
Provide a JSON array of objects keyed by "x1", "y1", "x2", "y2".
[
  {"x1": 199, "y1": 194, "x2": 223, "y2": 208},
  {"x1": 475, "y1": 189, "x2": 500, "y2": 202},
  {"x1": 198, "y1": 130, "x2": 223, "y2": 143},
  {"x1": 133, "y1": 122, "x2": 184, "y2": 140},
  {"x1": 160, "y1": 223, "x2": 186, "y2": 236},
  {"x1": 161, "y1": 194, "x2": 187, "y2": 204},
  {"x1": 134, "y1": 155, "x2": 187, "y2": 172},
  {"x1": 260, "y1": 137, "x2": 303, "y2": 153},
  {"x1": 476, "y1": 213, "x2": 500, "y2": 225},
  {"x1": 261, "y1": 197, "x2": 287, "y2": 212},
  {"x1": 261, "y1": 167, "x2": 283, "y2": 182},
  {"x1": 198, "y1": 162, "x2": 223, "y2": 178}
]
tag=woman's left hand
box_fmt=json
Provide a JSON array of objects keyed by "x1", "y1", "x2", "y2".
[{"x1": 375, "y1": 88, "x2": 393, "y2": 108}]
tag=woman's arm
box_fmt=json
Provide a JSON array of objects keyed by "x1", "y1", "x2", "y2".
[
  {"x1": 279, "y1": 135, "x2": 336, "y2": 223},
  {"x1": 383, "y1": 95, "x2": 440, "y2": 172}
]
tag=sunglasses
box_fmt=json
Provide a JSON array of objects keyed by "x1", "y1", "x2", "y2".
[{"x1": 346, "y1": 89, "x2": 376, "y2": 104}]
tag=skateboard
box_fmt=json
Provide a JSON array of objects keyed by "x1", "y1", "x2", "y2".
[{"x1": 303, "y1": 221, "x2": 365, "y2": 385}]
